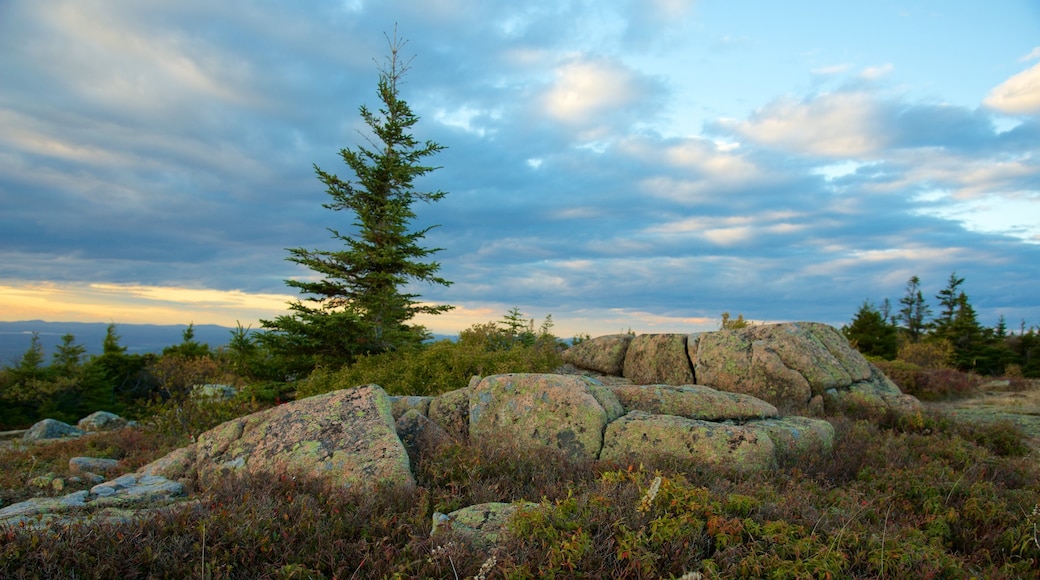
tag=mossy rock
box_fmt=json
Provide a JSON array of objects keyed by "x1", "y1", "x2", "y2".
[{"x1": 602, "y1": 411, "x2": 777, "y2": 471}]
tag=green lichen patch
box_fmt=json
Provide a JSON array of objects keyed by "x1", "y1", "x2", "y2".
[
  {"x1": 610, "y1": 384, "x2": 778, "y2": 421},
  {"x1": 469, "y1": 374, "x2": 621, "y2": 460},
  {"x1": 601, "y1": 411, "x2": 777, "y2": 471}
]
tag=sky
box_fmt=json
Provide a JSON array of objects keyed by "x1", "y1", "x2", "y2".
[{"x1": 1, "y1": 0, "x2": 1039, "y2": 338}]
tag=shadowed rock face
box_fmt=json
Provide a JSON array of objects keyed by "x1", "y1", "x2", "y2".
[
  {"x1": 561, "y1": 334, "x2": 634, "y2": 376},
  {"x1": 623, "y1": 334, "x2": 695, "y2": 386}
]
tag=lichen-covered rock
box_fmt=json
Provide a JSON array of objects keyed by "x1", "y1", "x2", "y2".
[
  {"x1": 623, "y1": 334, "x2": 695, "y2": 385},
  {"x1": 190, "y1": 384, "x2": 414, "y2": 490},
  {"x1": 469, "y1": 373, "x2": 623, "y2": 460},
  {"x1": 23, "y1": 418, "x2": 83, "y2": 442},
  {"x1": 747, "y1": 416, "x2": 835, "y2": 459},
  {"x1": 601, "y1": 411, "x2": 777, "y2": 471},
  {"x1": 609, "y1": 384, "x2": 778, "y2": 421},
  {"x1": 428, "y1": 386, "x2": 471, "y2": 441},
  {"x1": 138, "y1": 445, "x2": 197, "y2": 480},
  {"x1": 431, "y1": 502, "x2": 538, "y2": 549},
  {"x1": 562, "y1": 334, "x2": 634, "y2": 375},
  {"x1": 77, "y1": 411, "x2": 127, "y2": 432},
  {"x1": 696, "y1": 322, "x2": 873, "y2": 412}
]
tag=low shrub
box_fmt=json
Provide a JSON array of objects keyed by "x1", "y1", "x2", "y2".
[
  {"x1": 1, "y1": 396, "x2": 1037, "y2": 577},
  {"x1": 295, "y1": 332, "x2": 562, "y2": 399},
  {"x1": 874, "y1": 360, "x2": 982, "y2": 401}
]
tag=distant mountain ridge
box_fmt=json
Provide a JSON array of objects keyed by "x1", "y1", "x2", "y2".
[{"x1": 0, "y1": 321, "x2": 238, "y2": 366}]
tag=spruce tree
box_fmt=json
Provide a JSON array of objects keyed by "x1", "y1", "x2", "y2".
[
  {"x1": 897, "y1": 275, "x2": 930, "y2": 342},
  {"x1": 843, "y1": 300, "x2": 898, "y2": 359},
  {"x1": 262, "y1": 32, "x2": 452, "y2": 370}
]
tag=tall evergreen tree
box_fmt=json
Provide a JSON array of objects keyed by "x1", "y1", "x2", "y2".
[
  {"x1": 262, "y1": 32, "x2": 452, "y2": 370},
  {"x1": 52, "y1": 333, "x2": 85, "y2": 375},
  {"x1": 932, "y1": 271, "x2": 965, "y2": 334},
  {"x1": 897, "y1": 275, "x2": 930, "y2": 342}
]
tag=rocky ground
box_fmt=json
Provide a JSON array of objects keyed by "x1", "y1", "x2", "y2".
[{"x1": 922, "y1": 378, "x2": 1040, "y2": 450}]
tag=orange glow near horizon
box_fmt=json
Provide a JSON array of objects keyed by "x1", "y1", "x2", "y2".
[{"x1": 0, "y1": 281, "x2": 723, "y2": 336}]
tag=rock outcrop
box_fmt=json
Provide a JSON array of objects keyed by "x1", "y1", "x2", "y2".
[
  {"x1": 563, "y1": 322, "x2": 921, "y2": 415},
  {"x1": 0, "y1": 473, "x2": 187, "y2": 529},
  {"x1": 3, "y1": 321, "x2": 905, "y2": 533}
]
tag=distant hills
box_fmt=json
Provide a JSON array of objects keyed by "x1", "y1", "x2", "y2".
[
  {"x1": 0, "y1": 321, "x2": 239, "y2": 366},
  {"x1": 0, "y1": 321, "x2": 459, "y2": 367}
]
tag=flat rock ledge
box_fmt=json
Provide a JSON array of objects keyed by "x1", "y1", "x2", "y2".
[{"x1": 0, "y1": 473, "x2": 188, "y2": 530}]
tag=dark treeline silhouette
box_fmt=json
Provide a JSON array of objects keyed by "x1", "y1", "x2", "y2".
[{"x1": 843, "y1": 272, "x2": 1038, "y2": 377}]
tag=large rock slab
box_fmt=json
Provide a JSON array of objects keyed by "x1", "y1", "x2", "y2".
[
  {"x1": 146, "y1": 385, "x2": 414, "y2": 490},
  {"x1": 602, "y1": 411, "x2": 777, "y2": 471},
  {"x1": 562, "y1": 334, "x2": 634, "y2": 375},
  {"x1": 623, "y1": 334, "x2": 695, "y2": 385},
  {"x1": 696, "y1": 322, "x2": 872, "y2": 412},
  {"x1": 610, "y1": 384, "x2": 778, "y2": 421},
  {"x1": 0, "y1": 473, "x2": 187, "y2": 530},
  {"x1": 469, "y1": 373, "x2": 623, "y2": 460}
]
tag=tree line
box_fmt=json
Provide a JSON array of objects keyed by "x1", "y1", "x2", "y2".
[{"x1": 842, "y1": 273, "x2": 1039, "y2": 377}]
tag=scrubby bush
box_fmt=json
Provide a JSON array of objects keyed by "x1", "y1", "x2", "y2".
[
  {"x1": 897, "y1": 338, "x2": 953, "y2": 369},
  {"x1": 295, "y1": 320, "x2": 562, "y2": 399},
  {"x1": 874, "y1": 359, "x2": 982, "y2": 401}
]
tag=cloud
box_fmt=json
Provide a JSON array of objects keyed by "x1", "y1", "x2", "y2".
[
  {"x1": 985, "y1": 62, "x2": 1040, "y2": 115},
  {"x1": 716, "y1": 92, "x2": 889, "y2": 157},
  {"x1": 1, "y1": 0, "x2": 1039, "y2": 338},
  {"x1": 859, "y1": 63, "x2": 894, "y2": 80},
  {"x1": 538, "y1": 56, "x2": 661, "y2": 140}
]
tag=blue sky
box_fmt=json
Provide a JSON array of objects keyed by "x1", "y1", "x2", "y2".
[{"x1": 1, "y1": 0, "x2": 1038, "y2": 337}]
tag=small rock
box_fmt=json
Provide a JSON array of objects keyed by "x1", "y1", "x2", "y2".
[
  {"x1": 23, "y1": 418, "x2": 84, "y2": 442},
  {"x1": 431, "y1": 502, "x2": 538, "y2": 549},
  {"x1": 77, "y1": 411, "x2": 127, "y2": 432}
]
